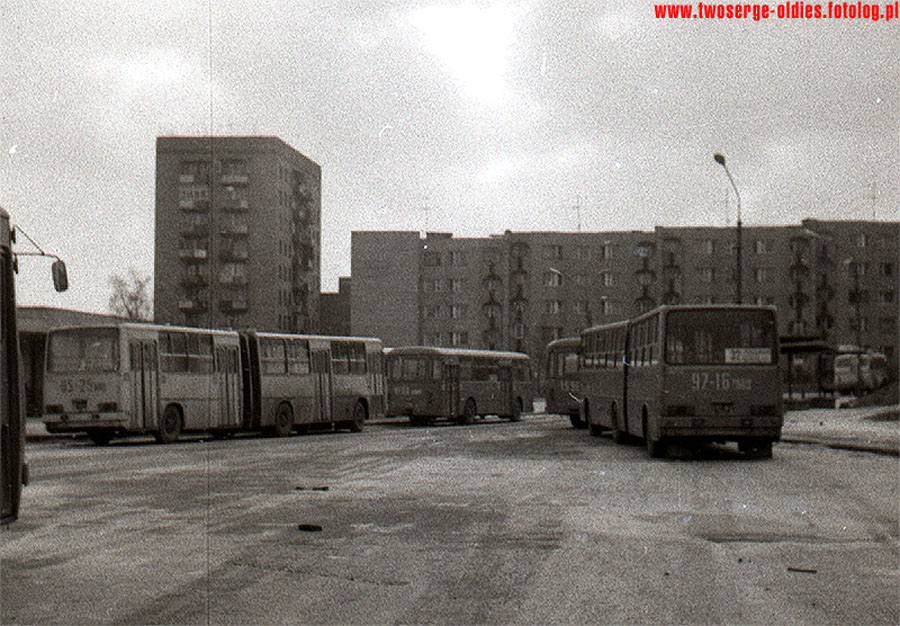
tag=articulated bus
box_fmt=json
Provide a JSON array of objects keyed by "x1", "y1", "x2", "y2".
[
  {"x1": 543, "y1": 336, "x2": 586, "y2": 429},
  {"x1": 386, "y1": 346, "x2": 533, "y2": 425},
  {"x1": 42, "y1": 323, "x2": 384, "y2": 444},
  {"x1": 580, "y1": 305, "x2": 782, "y2": 458}
]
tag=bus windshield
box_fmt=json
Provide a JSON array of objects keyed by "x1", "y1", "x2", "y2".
[
  {"x1": 665, "y1": 310, "x2": 776, "y2": 365},
  {"x1": 48, "y1": 328, "x2": 119, "y2": 373}
]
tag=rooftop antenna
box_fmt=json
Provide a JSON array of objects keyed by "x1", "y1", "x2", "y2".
[
  {"x1": 574, "y1": 195, "x2": 582, "y2": 232},
  {"x1": 870, "y1": 180, "x2": 877, "y2": 219}
]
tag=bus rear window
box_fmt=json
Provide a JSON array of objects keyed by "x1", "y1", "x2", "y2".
[
  {"x1": 665, "y1": 310, "x2": 776, "y2": 365},
  {"x1": 48, "y1": 328, "x2": 119, "y2": 373}
]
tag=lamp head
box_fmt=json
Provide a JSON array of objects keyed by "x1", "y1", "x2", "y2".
[{"x1": 713, "y1": 153, "x2": 726, "y2": 166}]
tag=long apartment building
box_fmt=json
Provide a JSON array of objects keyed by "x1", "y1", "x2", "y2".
[
  {"x1": 155, "y1": 136, "x2": 320, "y2": 332},
  {"x1": 351, "y1": 219, "x2": 898, "y2": 371}
]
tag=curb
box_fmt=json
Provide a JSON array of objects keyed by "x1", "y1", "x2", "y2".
[{"x1": 780, "y1": 435, "x2": 898, "y2": 457}]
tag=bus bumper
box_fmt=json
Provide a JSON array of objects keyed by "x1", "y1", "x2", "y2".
[
  {"x1": 43, "y1": 412, "x2": 129, "y2": 433},
  {"x1": 659, "y1": 415, "x2": 782, "y2": 441}
]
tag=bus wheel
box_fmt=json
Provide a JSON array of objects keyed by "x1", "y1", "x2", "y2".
[
  {"x1": 739, "y1": 439, "x2": 773, "y2": 459},
  {"x1": 349, "y1": 401, "x2": 366, "y2": 433},
  {"x1": 88, "y1": 429, "x2": 113, "y2": 446},
  {"x1": 644, "y1": 416, "x2": 665, "y2": 458},
  {"x1": 509, "y1": 398, "x2": 523, "y2": 422},
  {"x1": 611, "y1": 405, "x2": 624, "y2": 444},
  {"x1": 586, "y1": 402, "x2": 602, "y2": 437},
  {"x1": 272, "y1": 403, "x2": 293, "y2": 437},
  {"x1": 459, "y1": 398, "x2": 476, "y2": 425},
  {"x1": 156, "y1": 405, "x2": 183, "y2": 444},
  {"x1": 569, "y1": 412, "x2": 587, "y2": 429}
]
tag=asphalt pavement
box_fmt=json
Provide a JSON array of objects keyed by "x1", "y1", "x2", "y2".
[{"x1": 24, "y1": 403, "x2": 899, "y2": 455}]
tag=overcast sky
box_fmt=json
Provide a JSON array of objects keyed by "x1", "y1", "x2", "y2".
[{"x1": 4, "y1": 0, "x2": 897, "y2": 313}]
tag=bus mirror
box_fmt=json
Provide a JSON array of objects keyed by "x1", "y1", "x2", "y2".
[{"x1": 52, "y1": 259, "x2": 68, "y2": 292}]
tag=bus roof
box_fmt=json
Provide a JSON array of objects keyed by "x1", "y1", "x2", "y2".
[
  {"x1": 546, "y1": 336, "x2": 581, "y2": 350},
  {"x1": 582, "y1": 303, "x2": 778, "y2": 334},
  {"x1": 386, "y1": 346, "x2": 530, "y2": 361},
  {"x1": 47, "y1": 322, "x2": 240, "y2": 338},
  {"x1": 250, "y1": 330, "x2": 382, "y2": 344}
]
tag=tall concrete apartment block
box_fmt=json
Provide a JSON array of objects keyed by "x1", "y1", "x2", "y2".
[
  {"x1": 155, "y1": 136, "x2": 320, "y2": 332},
  {"x1": 351, "y1": 220, "x2": 898, "y2": 372}
]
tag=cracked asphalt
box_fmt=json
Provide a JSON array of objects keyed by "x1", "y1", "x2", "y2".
[{"x1": 3, "y1": 413, "x2": 898, "y2": 624}]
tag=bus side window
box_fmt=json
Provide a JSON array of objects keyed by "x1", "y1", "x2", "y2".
[
  {"x1": 348, "y1": 342, "x2": 366, "y2": 374},
  {"x1": 287, "y1": 340, "x2": 310, "y2": 375},
  {"x1": 130, "y1": 343, "x2": 140, "y2": 371},
  {"x1": 331, "y1": 342, "x2": 349, "y2": 375}
]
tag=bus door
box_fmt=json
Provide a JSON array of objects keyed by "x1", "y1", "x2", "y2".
[
  {"x1": 312, "y1": 349, "x2": 333, "y2": 422},
  {"x1": 130, "y1": 340, "x2": 159, "y2": 431},
  {"x1": 499, "y1": 364, "x2": 513, "y2": 414},
  {"x1": 215, "y1": 346, "x2": 241, "y2": 428},
  {"x1": 445, "y1": 362, "x2": 460, "y2": 418}
]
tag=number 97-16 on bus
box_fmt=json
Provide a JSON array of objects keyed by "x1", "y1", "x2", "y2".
[{"x1": 571, "y1": 305, "x2": 783, "y2": 459}]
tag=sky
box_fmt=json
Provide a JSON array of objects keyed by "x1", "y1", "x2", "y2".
[{"x1": 3, "y1": 0, "x2": 898, "y2": 314}]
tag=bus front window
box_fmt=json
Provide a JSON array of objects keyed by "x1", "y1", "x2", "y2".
[
  {"x1": 665, "y1": 310, "x2": 776, "y2": 365},
  {"x1": 48, "y1": 329, "x2": 119, "y2": 373}
]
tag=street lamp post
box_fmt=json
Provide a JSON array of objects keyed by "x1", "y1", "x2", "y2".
[{"x1": 714, "y1": 153, "x2": 742, "y2": 304}]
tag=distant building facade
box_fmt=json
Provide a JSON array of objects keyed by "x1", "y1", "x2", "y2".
[
  {"x1": 351, "y1": 220, "x2": 898, "y2": 375},
  {"x1": 319, "y1": 277, "x2": 351, "y2": 336},
  {"x1": 155, "y1": 136, "x2": 320, "y2": 332}
]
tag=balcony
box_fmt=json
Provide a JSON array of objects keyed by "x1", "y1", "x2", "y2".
[
  {"x1": 220, "y1": 299, "x2": 248, "y2": 313},
  {"x1": 179, "y1": 275, "x2": 208, "y2": 287},
  {"x1": 178, "y1": 248, "x2": 208, "y2": 261},
  {"x1": 219, "y1": 249, "x2": 249, "y2": 262},
  {"x1": 179, "y1": 199, "x2": 210, "y2": 212},
  {"x1": 220, "y1": 222, "x2": 249, "y2": 237},
  {"x1": 221, "y1": 199, "x2": 249, "y2": 212},
  {"x1": 221, "y1": 174, "x2": 249, "y2": 185},
  {"x1": 179, "y1": 298, "x2": 208, "y2": 312}
]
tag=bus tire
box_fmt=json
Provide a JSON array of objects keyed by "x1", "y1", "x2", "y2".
[
  {"x1": 644, "y1": 415, "x2": 665, "y2": 458},
  {"x1": 611, "y1": 404, "x2": 624, "y2": 444},
  {"x1": 459, "y1": 398, "x2": 476, "y2": 425},
  {"x1": 569, "y1": 412, "x2": 587, "y2": 429},
  {"x1": 586, "y1": 401, "x2": 602, "y2": 437},
  {"x1": 88, "y1": 429, "x2": 113, "y2": 446},
  {"x1": 740, "y1": 439, "x2": 773, "y2": 459},
  {"x1": 272, "y1": 403, "x2": 293, "y2": 437},
  {"x1": 156, "y1": 405, "x2": 183, "y2": 444},
  {"x1": 348, "y1": 400, "x2": 366, "y2": 432},
  {"x1": 509, "y1": 397, "x2": 523, "y2": 422}
]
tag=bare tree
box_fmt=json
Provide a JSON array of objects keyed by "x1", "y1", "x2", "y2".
[{"x1": 108, "y1": 267, "x2": 152, "y2": 321}]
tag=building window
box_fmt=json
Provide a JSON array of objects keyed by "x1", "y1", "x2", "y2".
[
  {"x1": 423, "y1": 251, "x2": 441, "y2": 267},
  {"x1": 451, "y1": 331, "x2": 468, "y2": 346},
  {"x1": 451, "y1": 304, "x2": 467, "y2": 319},
  {"x1": 857, "y1": 233, "x2": 869, "y2": 248},
  {"x1": 698, "y1": 268, "x2": 714, "y2": 283},
  {"x1": 544, "y1": 245, "x2": 563, "y2": 260},
  {"x1": 424, "y1": 279, "x2": 442, "y2": 292},
  {"x1": 699, "y1": 239, "x2": 714, "y2": 255},
  {"x1": 541, "y1": 326, "x2": 562, "y2": 343},
  {"x1": 544, "y1": 271, "x2": 562, "y2": 287},
  {"x1": 600, "y1": 244, "x2": 613, "y2": 260},
  {"x1": 574, "y1": 301, "x2": 587, "y2": 314},
  {"x1": 544, "y1": 300, "x2": 562, "y2": 314},
  {"x1": 754, "y1": 240, "x2": 767, "y2": 254},
  {"x1": 450, "y1": 279, "x2": 464, "y2": 293},
  {"x1": 881, "y1": 262, "x2": 893, "y2": 277},
  {"x1": 754, "y1": 268, "x2": 767, "y2": 283},
  {"x1": 600, "y1": 271, "x2": 614, "y2": 287},
  {"x1": 599, "y1": 297, "x2": 613, "y2": 315},
  {"x1": 882, "y1": 290, "x2": 895, "y2": 304},
  {"x1": 425, "y1": 305, "x2": 441, "y2": 319},
  {"x1": 449, "y1": 250, "x2": 466, "y2": 266},
  {"x1": 577, "y1": 246, "x2": 590, "y2": 260}
]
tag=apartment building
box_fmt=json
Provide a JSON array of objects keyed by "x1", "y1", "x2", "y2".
[
  {"x1": 155, "y1": 136, "x2": 320, "y2": 332},
  {"x1": 351, "y1": 220, "x2": 898, "y2": 372}
]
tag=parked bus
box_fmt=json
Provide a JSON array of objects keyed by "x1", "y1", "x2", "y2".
[
  {"x1": 581, "y1": 305, "x2": 782, "y2": 458},
  {"x1": 2, "y1": 208, "x2": 67, "y2": 523},
  {"x1": 42, "y1": 323, "x2": 384, "y2": 444},
  {"x1": 242, "y1": 332, "x2": 384, "y2": 435},
  {"x1": 543, "y1": 336, "x2": 586, "y2": 428},
  {"x1": 386, "y1": 346, "x2": 533, "y2": 425},
  {"x1": 833, "y1": 349, "x2": 889, "y2": 394}
]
